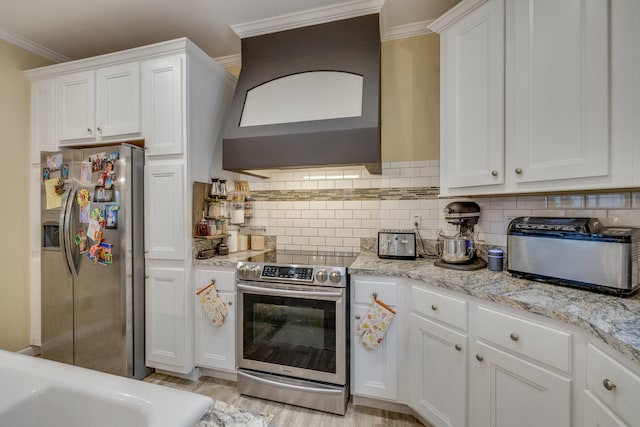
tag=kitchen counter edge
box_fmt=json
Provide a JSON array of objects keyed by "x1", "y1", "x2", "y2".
[{"x1": 349, "y1": 252, "x2": 640, "y2": 365}]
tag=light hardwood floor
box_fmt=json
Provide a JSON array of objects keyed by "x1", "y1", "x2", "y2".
[{"x1": 144, "y1": 373, "x2": 426, "y2": 426}]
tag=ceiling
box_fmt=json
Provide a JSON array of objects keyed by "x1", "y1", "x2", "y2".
[{"x1": 0, "y1": 0, "x2": 459, "y2": 64}]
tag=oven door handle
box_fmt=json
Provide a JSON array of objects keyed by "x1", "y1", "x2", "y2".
[{"x1": 237, "y1": 283, "x2": 343, "y2": 299}]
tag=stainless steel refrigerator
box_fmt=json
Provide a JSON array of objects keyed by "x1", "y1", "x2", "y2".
[{"x1": 40, "y1": 144, "x2": 149, "y2": 379}]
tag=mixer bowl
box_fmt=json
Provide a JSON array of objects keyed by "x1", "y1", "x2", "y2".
[{"x1": 437, "y1": 234, "x2": 475, "y2": 264}]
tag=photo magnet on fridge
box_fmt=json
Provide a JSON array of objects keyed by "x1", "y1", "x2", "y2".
[
  {"x1": 42, "y1": 167, "x2": 50, "y2": 181},
  {"x1": 61, "y1": 164, "x2": 69, "y2": 179},
  {"x1": 105, "y1": 205, "x2": 119, "y2": 229}
]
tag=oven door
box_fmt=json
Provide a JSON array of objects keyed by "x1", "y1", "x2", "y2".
[{"x1": 237, "y1": 282, "x2": 346, "y2": 385}]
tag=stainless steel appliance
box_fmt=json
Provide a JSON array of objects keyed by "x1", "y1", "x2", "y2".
[
  {"x1": 378, "y1": 230, "x2": 417, "y2": 260},
  {"x1": 507, "y1": 217, "x2": 640, "y2": 296},
  {"x1": 236, "y1": 250, "x2": 356, "y2": 415},
  {"x1": 435, "y1": 201, "x2": 487, "y2": 270},
  {"x1": 40, "y1": 145, "x2": 149, "y2": 379}
]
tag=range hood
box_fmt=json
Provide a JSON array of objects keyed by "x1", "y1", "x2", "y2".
[{"x1": 222, "y1": 14, "x2": 381, "y2": 177}]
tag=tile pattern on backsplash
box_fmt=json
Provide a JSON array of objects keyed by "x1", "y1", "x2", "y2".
[{"x1": 238, "y1": 162, "x2": 640, "y2": 253}]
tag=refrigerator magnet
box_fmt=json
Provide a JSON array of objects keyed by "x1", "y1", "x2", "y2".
[
  {"x1": 105, "y1": 205, "x2": 119, "y2": 229},
  {"x1": 42, "y1": 167, "x2": 50, "y2": 181},
  {"x1": 87, "y1": 219, "x2": 101, "y2": 241},
  {"x1": 61, "y1": 164, "x2": 69, "y2": 179},
  {"x1": 45, "y1": 154, "x2": 62, "y2": 171},
  {"x1": 74, "y1": 230, "x2": 88, "y2": 253},
  {"x1": 80, "y1": 162, "x2": 92, "y2": 185}
]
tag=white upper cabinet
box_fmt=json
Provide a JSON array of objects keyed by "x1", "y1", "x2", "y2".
[
  {"x1": 506, "y1": 0, "x2": 609, "y2": 185},
  {"x1": 57, "y1": 62, "x2": 141, "y2": 145},
  {"x1": 141, "y1": 55, "x2": 184, "y2": 156},
  {"x1": 432, "y1": 0, "x2": 638, "y2": 196},
  {"x1": 432, "y1": 0, "x2": 505, "y2": 190}
]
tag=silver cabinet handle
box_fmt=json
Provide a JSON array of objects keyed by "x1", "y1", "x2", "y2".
[
  {"x1": 355, "y1": 315, "x2": 361, "y2": 320},
  {"x1": 476, "y1": 354, "x2": 484, "y2": 362},
  {"x1": 515, "y1": 168, "x2": 523, "y2": 174},
  {"x1": 87, "y1": 128, "x2": 92, "y2": 134},
  {"x1": 510, "y1": 333, "x2": 519, "y2": 342},
  {"x1": 97, "y1": 126, "x2": 102, "y2": 133},
  {"x1": 603, "y1": 379, "x2": 616, "y2": 391},
  {"x1": 491, "y1": 170, "x2": 498, "y2": 176},
  {"x1": 454, "y1": 344, "x2": 462, "y2": 352},
  {"x1": 431, "y1": 304, "x2": 438, "y2": 311}
]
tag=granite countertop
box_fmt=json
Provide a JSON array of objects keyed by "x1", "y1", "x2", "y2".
[
  {"x1": 193, "y1": 249, "x2": 273, "y2": 268},
  {"x1": 349, "y1": 252, "x2": 640, "y2": 365},
  {"x1": 196, "y1": 400, "x2": 274, "y2": 427}
]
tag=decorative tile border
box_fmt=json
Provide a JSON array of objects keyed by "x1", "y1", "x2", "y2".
[{"x1": 250, "y1": 186, "x2": 440, "y2": 202}]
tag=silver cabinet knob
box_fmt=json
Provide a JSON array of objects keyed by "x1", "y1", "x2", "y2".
[
  {"x1": 510, "y1": 333, "x2": 519, "y2": 342},
  {"x1": 603, "y1": 379, "x2": 616, "y2": 391},
  {"x1": 491, "y1": 170, "x2": 498, "y2": 176},
  {"x1": 87, "y1": 128, "x2": 92, "y2": 134},
  {"x1": 431, "y1": 304, "x2": 438, "y2": 311},
  {"x1": 454, "y1": 344, "x2": 462, "y2": 352},
  {"x1": 355, "y1": 314, "x2": 361, "y2": 320},
  {"x1": 476, "y1": 354, "x2": 484, "y2": 362},
  {"x1": 97, "y1": 126, "x2": 102, "y2": 133},
  {"x1": 515, "y1": 168, "x2": 523, "y2": 174},
  {"x1": 227, "y1": 301, "x2": 233, "y2": 306}
]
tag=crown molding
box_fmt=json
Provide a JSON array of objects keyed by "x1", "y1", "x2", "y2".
[
  {"x1": 231, "y1": 0, "x2": 384, "y2": 38},
  {"x1": 427, "y1": 0, "x2": 488, "y2": 33},
  {"x1": 381, "y1": 20, "x2": 434, "y2": 41},
  {"x1": 0, "y1": 25, "x2": 70, "y2": 63},
  {"x1": 215, "y1": 53, "x2": 242, "y2": 68}
]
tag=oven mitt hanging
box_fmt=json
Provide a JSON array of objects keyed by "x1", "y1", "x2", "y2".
[
  {"x1": 196, "y1": 280, "x2": 228, "y2": 327},
  {"x1": 355, "y1": 296, "x2": 396, "y2": 350}
]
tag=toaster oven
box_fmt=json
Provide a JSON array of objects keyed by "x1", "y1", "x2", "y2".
[{"x1": 507, "y1": 217, "x2": 640, "y2": 296}]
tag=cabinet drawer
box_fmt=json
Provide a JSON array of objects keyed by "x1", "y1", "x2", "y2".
[
  {"x1": 477, "y1": 307, "x2": 572, "y2": 372},
  {"x1": 353, "y1": 278, "x2": 398, "y2": 306},
  {"x1": 194, "y1": 269, "x2": 236, "y2": 292},
  {"x1": 411, "y1": 286, "x2": 467, "y2": 331},
  {"x1": 587, "y1": 343, "x2": 640, "y2": 426}
]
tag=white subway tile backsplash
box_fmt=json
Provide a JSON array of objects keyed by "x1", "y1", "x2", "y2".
[{"x1": 244, "y1": 162, "x2": 640, "y2": 253}]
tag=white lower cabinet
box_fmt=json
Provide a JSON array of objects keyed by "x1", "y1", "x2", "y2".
[
  {"x1": 194, "y1": 267, "x2": 236, "y2": 372},
  {"x1": 409, "y1": 313, "x2": 467, "y2": 427},
  {"x1": 145, "y1": 267, "x2": 188, "y2": 369},
  {"x1": 585, "y1": 342, "x2": 640, "y2": 426},
  {"x1": 351, "y1": 276, "x2": 401, "y2": 402},
  {"x1": 469, "y1": 341, "x2": 571, "y2": 427}
]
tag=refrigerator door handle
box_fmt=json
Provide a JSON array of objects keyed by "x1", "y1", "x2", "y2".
[{"x1": 61, "y1": 185, "x2": 79, "y2": 278}]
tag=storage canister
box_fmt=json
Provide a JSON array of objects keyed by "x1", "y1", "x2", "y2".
[
  {"x1": 250, "y1": 226, "x2": 266, "y2": 250},
  {"x1": 227, "y1": 226, "x2": 239, "y2": 253},
  {"x1": 487, "y1": 249, "x2": 504, "y2": 271}
]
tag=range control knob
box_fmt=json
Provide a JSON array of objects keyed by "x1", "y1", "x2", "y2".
[
  {"x1": 250, "y1": 265, "x2": 261, "y2": 279},
  {"x1": 315, "y1": 270, "x2": 328, "y2": 282},
  {"x1": 238, "y1": 265, "x2": 249, "y2": 279},
  {"x1": 329, "y1": 271, "x2": 342, "y2": 284}
]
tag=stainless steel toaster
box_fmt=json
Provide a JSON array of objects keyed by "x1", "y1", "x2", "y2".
[
  {"x1": 507, "y1": 217, "x2": 640, "y2": 296},
  {"x1": 378, "y1": 230, "x2": 417, "y2": 260}
]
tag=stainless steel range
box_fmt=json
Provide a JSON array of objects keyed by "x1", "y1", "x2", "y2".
[{"x1": 236, "y1": 250, "x2": 356, "y2": 415}]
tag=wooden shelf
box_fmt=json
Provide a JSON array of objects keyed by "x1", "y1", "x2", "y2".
[{"x1": 194, "y1": 234, "x2": 229, "y2": 239}]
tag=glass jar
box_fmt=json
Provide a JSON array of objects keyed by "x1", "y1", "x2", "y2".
[
  {"x1": 209, "y1": 178, "x2": 219, "y2": 198},
  {"x1": 250, "y1": 226, "x2": 266, "y2": 250},
  {"x1": 229, "y1": 191, "x2": 245, "y2": 224},
  {"x1": 218, "y1": 179, "x2": 228, "y2": 199}
]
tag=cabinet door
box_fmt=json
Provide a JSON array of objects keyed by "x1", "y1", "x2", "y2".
[
  {"x1": 95, "y1": 62, "x2": 141, "y2": 138},
  {"x1": 470, "y1": 341, "x2": 571, "y2": 427},
  {"x1": 507, "y1": 0, "x2": 609, "y2": 184},
  {"x1": 142, "y1": 55, "x2": 184, "y2": 156},
  {"x1": 195, "y1": 290, "x2": 236, "y2": 372},
  {"x1": 144, "y1": 163, "x2": 185, "y2": 260},
  {"x1": 57, "y1": 70, "x2": 95, "y2": 141},
  {"x1": 145, "y1": 267, "x2": 187, "y2": 368},
  {"x1": 30, "y1": 79, "x2": 57, "y2": 164},
  {"x1": 440, "y1": 0, "x2": 504, "y2": 190},
  {"x1": 583, "y1": 391, "x2": 627, "y2": 427},
  {"x1": 352, "y1": 303, "x2": 398, "y2": 401},
  {"x1": 410, "y1": 313, "x2": 467, "y2": 427}
]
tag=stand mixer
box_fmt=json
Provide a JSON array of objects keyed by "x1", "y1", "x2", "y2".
[{"x1": 434, "y1": 201, "x2": 487, "y2": 271}]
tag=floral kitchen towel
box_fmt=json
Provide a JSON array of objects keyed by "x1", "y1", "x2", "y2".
[
  {"x1": 356, "y1": 296, "x2": 396, "y2": 350},
  {"x1": 196, "y1": 280, "x2": 228, "y2": 327}
]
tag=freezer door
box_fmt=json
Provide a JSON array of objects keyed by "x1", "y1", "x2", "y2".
[{"x1": 40, "y1": 150, "x2": 76, "y2": 364}]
